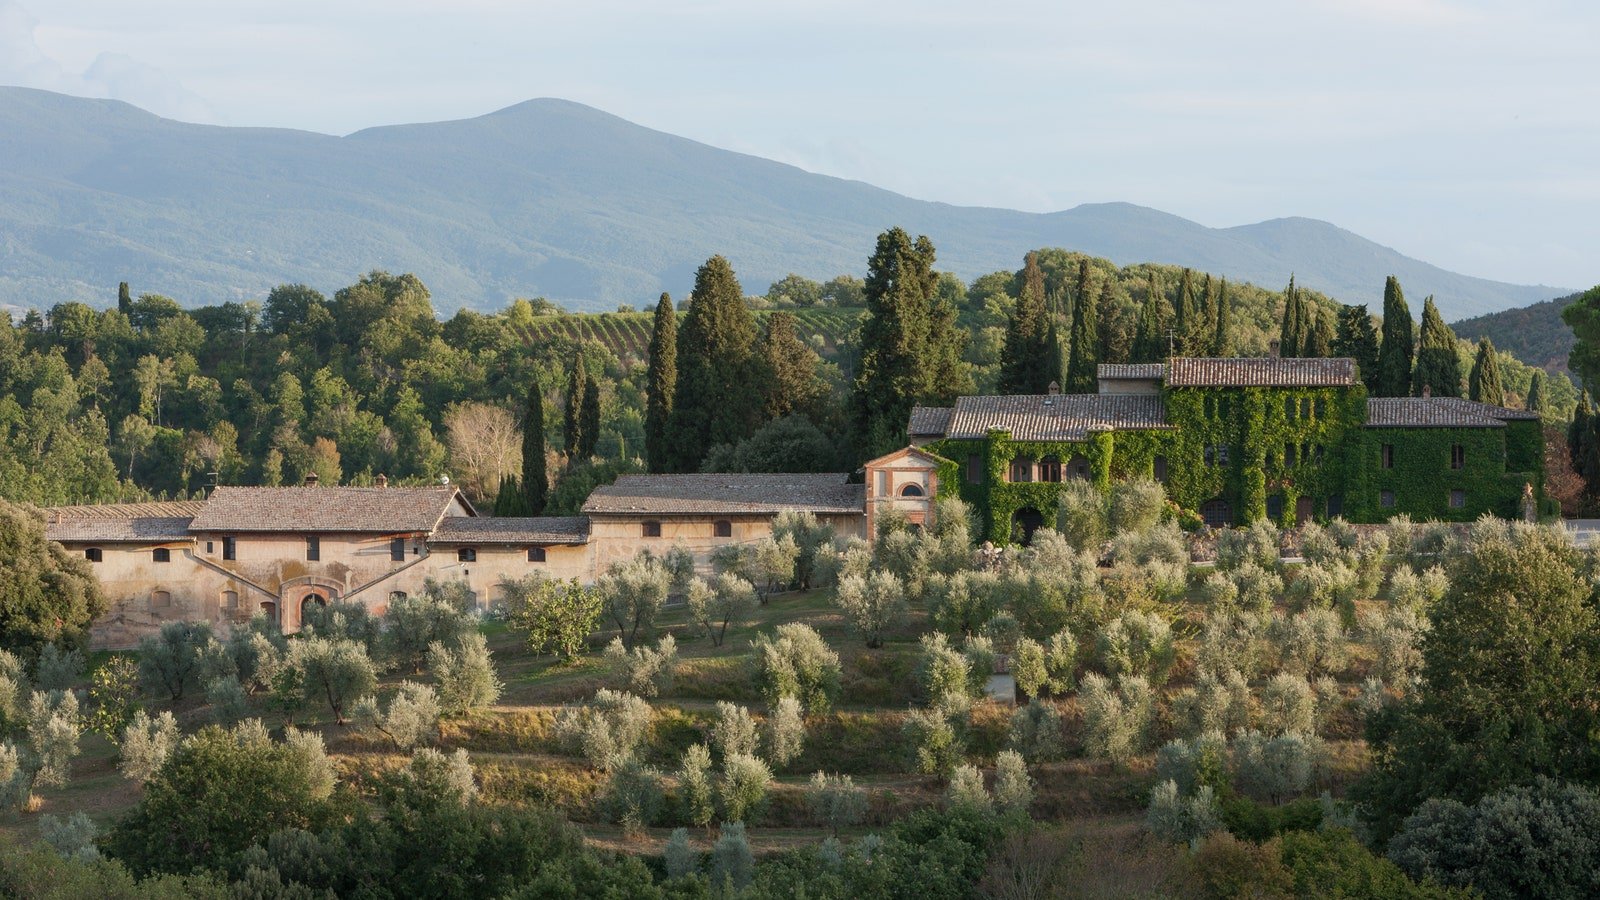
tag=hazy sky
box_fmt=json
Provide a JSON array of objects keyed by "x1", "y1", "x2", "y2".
[{"x1": 3, "y1": 0, "x2": 1596, "y2": 289}]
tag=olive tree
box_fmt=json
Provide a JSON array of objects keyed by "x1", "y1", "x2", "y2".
[
  {"x1": 712, "y1": 701, "x2": 759, "y2": 761},
  {"x1": 1095, "y1": 611, "x2": 1176, "y2": 686},
  {"x1": 352, "y1": 681, "x2": 440, "y2": 750},
  {"x1": 678, "y1": 743, "x2": 715, "y2": 829},
  {"x1": 1079, "y1": 673, "x2": 1154, "y2": 765},
  {"x1": 137, "y1": 621, "x2": 211, "y2": 701},
  {"x1": 604, "y1": 634, "x2": 677, "y2": 698},
  {"x1": 552, "y1": 688, "x2": 653, "y2": 771},
  {"x1": 807, "y1": 771, "x2": 867, "y2": 837},
  {"x1": 1008, "y1": 701, "x2": 1064, "y2": 760},
  {"x1": 750, "y1": 623, "x2": 840, "y2": 715},
  {"x1": 834, "y1": 571, "x2": 907, "y2": 648},
  {"x1": 596, "y1": 554, "x2": 670, "y2": 650},
  {"x1": 686, "y1": 574, "x2": 756, "y2": 647},
  {"x1": 993, "y1": 750, "x2": 1033, "y2": 815},
  {"x1": 293, "y1": 637, "x2": 377, "y2": 724},
  {"x1": 718, "y1": 753, "x2": 772, "y2": 824},
  {"x1": 118, "y1": 709, "x2": 179, "y2": 784},
  {"x1": 428, "y1": 632, "x2": 502, "y2": 715},
  {"x1": 765, "y1": 695, "x2": 806, "y2": 768}
]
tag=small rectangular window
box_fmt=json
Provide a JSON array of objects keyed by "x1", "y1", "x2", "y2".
[
  {"x1": 1451, "y1": 444, "x2": 1465, "y2": 470},
  {"x1": 1381, "y1": 490, "x2": 1396, "y2": 508},
  {"x1": 966, "y1": 454, "x2": 983, "y2": 484},
  {"x1": 205, "y1": 541, "x2": 213, "y2": 554},
  {"x1": 151, "y1": 590, "x2": 171, "y2": 609},
  {"x1": 1284, "y1": 444, "x2": 1297, "y2": 467},
  {"x1": 643, "y1": 521, "x2": 661, "y2": 538},
  {"x1": 876, "y1": 471, "x2": 888, "y2": 496},
  {"x1": 1327, "y1": 493, "x2": 1344, "y2": 517},
  {"x1": 306, "y1": 535, "x2": 320, "y2": 561},
  {"x1": 1284, "y1": 397, "x2": 1296, "y2": 421},
  {"x1": 1301, "y1": 398, "x2": 1311, "y2": 418},
  {"x1": 222, "y1": 536, "x2": 236, "y2": 561},
  {"x1": 152, "y1": 547, "x2": 170, "y2": 563},
  {"x1": 1216, "y1": 445, "x2": 1230, "y2": 467},
  {"x1": 1314, "y1": 399, "x2": 1326, "y2": 418},
  {"x1": 714, "y1": 520, "x2": 733, "y2": 538},
  {"x1": 457, "y1": 547, "x2": 477, "y2": 562},
  {"x1": 1153, "y1": 456, "x2": 1168, "y2": 483},
  {"x1": 85, "y1": 548, "x2": 103, "y2": 562},
  {"x1": 528, "y1": 547, "x2": 546, "y2": 563},
  {"x1": 1450, "y1": 489, "x2": 1466, "y2": 509},
  {"x1": 391, "y1": 538, "x2": 406, "y2": 562},
  {"x1": 1381, "y1": 444, "x2": 1395, "y2": 470}
]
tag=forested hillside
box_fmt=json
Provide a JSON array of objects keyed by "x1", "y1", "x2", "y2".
[
  {"x1": 0, "y1": 238, "x2": 1571, "y2": 512},
  {"x1": 1451, "y1": 292, "x2": 1582, "y2": 375}
]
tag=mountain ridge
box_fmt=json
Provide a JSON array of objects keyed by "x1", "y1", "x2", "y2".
[{"x1": 0, "y1": 87, "x2": 1572, "y2": 316}]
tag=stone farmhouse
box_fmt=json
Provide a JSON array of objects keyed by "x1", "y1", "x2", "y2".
[{"x1": 46, "y1": 356, "x2": 1543, "y2": 648}]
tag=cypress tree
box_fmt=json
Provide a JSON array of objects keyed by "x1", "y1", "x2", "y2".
[
  {"x1": 1376, "y1": 276, "x2": 1414, "y2": 397},
  {"x1": 850, "y1": 227, "x2": 969, "y2": 458},
  {"x1": 1468, "y1": 338, "x2": 1505, "y2": 406},
  {"x1": 1528, "y1": 370, "x2": 1548, "y2": 418},
  {"x1": 1413, "y1": 296, "x2": 1463, "y2": 397},
  {"x1": 1569, "y1": 393, "x2": 1592, "y2": 475},
  {"x1": 1279, "y1": 277, "x2": 1303, "y2": 357},
  {"x1": 757, "y1": 310, "x2": 823, "y2": 419},
  {"x1": 1095, "y1": 280, "x2": 1127, "y2": 365},
  {"x1": 1212, "y1": 278, "x2": 1233, "y2": 357},
  {"x1": 1131, "y1": 273, "x2": 1167, "y2": 363},
  {"x1": 563, "y1": 353, "x2": 587, "y2": 458},
  {"x1": 1333, "y1": 304, "x2": 1380, "y2": 391},
  {"x1": 520, "y1": 377, "x2": 548, "y2": 514},
  {"x1": 494, "y1": 475, "x2": 532, "y2": 516},
  {"x1": 999, "y1": 252, "x2": 1052, "y2": 393},
  {"x1": 1305, "y1": 305, "x2": 1334, "y2": 357},
  {"x1": 579, "y1": 373, "x2": 601, "y2": 460},
  {"x1": 117, "y1": 281, "x2": 132, "y2": 315},
  {"x1": 1174, "y1": 269, "x2": 1204, "y2": 355},
  {"x1": 1065, "y1": 260, "x2": 1099, "y2": 392},
  {"x1": 669, "y1": 255, "x2": 760, "y2": 471},
  {"x1": 644, "y1": 292, "x2": 677, "y2": 473}
]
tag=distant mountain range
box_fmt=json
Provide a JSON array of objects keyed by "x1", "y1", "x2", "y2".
[{"x1": 0, "y1": 87, "x2": 1573, "y2": 316}]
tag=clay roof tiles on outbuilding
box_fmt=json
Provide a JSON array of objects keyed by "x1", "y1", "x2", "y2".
[
  {"x1": 429, "y1": 516, "x2": 590, "y2": 545},
  {"x1": 1165, "y1": 357, "x2": 1357, "y2": 387},
  {"x1": 583, "y1": 473, "x2": 864, "y2": 516},
  {"x1": 187, "y1": 485, "x2": 470, "y2": 534},
  {"x1": 45, "y1": 516, "x2": 196, "y2": 544},
  {"x1": 942, "y1": 393, "x2": 1171, "y2": 442},
  {"x1": 908, "y1": 406, "x2": 955, "y2": 437},
  {"x1": 1365, "y1": 397, "x2": 1540, "y2": 428},
  {"x1": 1096, "y1": 363, "x2": 1166, "y2": 380}
]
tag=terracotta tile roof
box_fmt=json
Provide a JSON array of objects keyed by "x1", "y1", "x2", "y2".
[
  {"x1": 188, "y1": 485, "x2": 467, "y2": 533},
  {"x1": 1097, "y1": 363, "x2": 1166, "y2": 380},
  {"x1": 583, "y1": 474, "x2": 865, "y2": 516},
  {"x1": 430, "y1": 516, "x2": 590, "y2": 545},
  {"x1": 908, "y1": 406, "x2": 954, "y2": 436},
  {"x1": 1365, "y1": 397, "x2": 1540, "y2": 428},
  {"x1": 1166, "y1": 357, "x2": 1357, "y2": 387},
  {"x1": 46, "y1": 516, "x2": 195, "y2": 544},
  {"x1": 45, "y1": 501, "x2": 206, "y2": 521},
  {"x1": 944, "y1": 394, "x2": 1171, "y2": 441}
]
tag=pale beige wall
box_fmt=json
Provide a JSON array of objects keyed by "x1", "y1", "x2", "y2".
[
  {"x1": 377, "y1": 542, "x2": 593, "y2": 612},
  {"x1": 75, "y1": 541, "x2": 283, "y2": 649},
  {"x1": 865, "y1": 455, "x2": 937, "y2": 537}
]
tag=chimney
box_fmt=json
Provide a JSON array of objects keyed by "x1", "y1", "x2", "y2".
[
  {"x1": 375, "y1": 473, "x2": 388, "y2": 488},
  {"x1": 1422, "y1": 385, "x2": 1432, "y2": 399},
  {"x1": 1047, "y1": 381, "x2": 1060, "y2": 396},
  {"x1": 304, "y1": 472, "x2": 319, "y2": 486},
  {"x1": 1268, "y1": 339, "x2": 1281, "y2": 358}
]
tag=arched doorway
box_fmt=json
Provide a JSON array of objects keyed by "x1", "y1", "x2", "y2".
[
  {"x1": 1200, "y1": 499, "x2": 1233, "y2": 529},
  {"x1": 260, "y1": 600, "x2": 278, "y2": 629},
  {"x1": 1011, "y1": 507, "x2": 1045, "y2": 545},
  {"x1": 300, "y1": 590, "x2": 327, "y2": 628}
]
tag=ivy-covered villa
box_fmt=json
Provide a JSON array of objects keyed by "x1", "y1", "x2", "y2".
[{"x1": 874, "y1": 356, "x2": 1543, "y2": 543}]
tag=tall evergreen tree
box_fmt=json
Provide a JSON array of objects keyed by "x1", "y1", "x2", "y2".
[
  {"x1": 1413, "y1": 296, "x2": 1463, "y2": 397},
  {"x1": 578, "y1": 373, "x2": 601, "y2": 459},
  {"x1": 644, "y1": 293, "x2": 677, "y2": 473},
  {"x1": 1376, "y1": 276, "x2": 1415, "y2": 397},
  {"x1": 1130, "y1": 273, "x2": 1168, "y2": 363},
  {"x1": 1212, "y1": 278, "x2": 1233, "y2": 357},
  {"x1": 1568, "y1": 393, "x2": 1592, "y2": 474},
  {"x1": 520, "y1": 377, "x2": 547, "y2": 514},
  {"x1": 999, "y1": 252, "x2": 1053, "y2": 393},
  {"x1": 1333, "y1": 304, "x2": 1380, "y2": 391},
  {"x1": 1305, "y1": 305, "x2": 1334, "y2": 357},
  {"x1": 851, "y1": 228, "x2": 969, "y2": 458},
  {"x1": 757, "y1": 311, "x2": 824, "y2": 419},
  {"x1": 494, "y1": 475, "x2": 532, "y2": 516},
  {"x1": 668, "y1": 256, "x2": 760, "y2": 471},
  {"x1": 1095, "y1": 280, "x2": 1128, "y2": 365},
  {"x1": 1065, "y1": 260, "x2": 1099, "y2": 392},
  {"x1": 563, "y1": 353, "x2": 587, "y2": 458},
  {"x1": 1173, "y1": 269, "x2": 1205, "y2": 355},
  {"x1": 1528, "y1": 370, "x2": 1548, "y2": 418},
  {"x1": 1468, "y1": 338, "x2": 1505, "y2": 406},
  {"x1": 1279, "y1": 277, "x2": 1304, "y2": 357},
  {"x1": 117, "y1": 282, "x2": 132, "y2": 315}
]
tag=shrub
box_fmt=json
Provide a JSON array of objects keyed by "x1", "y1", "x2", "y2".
[
  {"x1": 1233, "y1": 729, "x2": 1320, "y2": 804},
  {"x1": 993, "y1": 750, "x2": 1032, "y2": 815},
  {"x1": 1216, "y1": 519, "x2": 1282, "y2": 572},
  {"x1": 711, "y1": 821, "x2": 755, "y2": 891},
  {"x1": 834, "y1": 571, "x2": 908, "y2": 648},
  {"x1": 807, "y1": 771, "x2": 867, "y2": 837},
  {"x1": 918, "y1": 632, "x2": 975, "y2": 715},
  {"x1": 599, "y1": 758, "x2": 663, "y2": 832},
  {"x1": 1186, "y1": 831, "x2": 1294, "y2": 898},
  {"x1": 687, "y1": 574, "x2": 757, "y2": 647},
  {"x1": 353, "y1": 681, "x2": 440, "y2": 750},
  {"x1": 383, "y1": 588, "x2": 474, "y2": 672},
  {"x1": 750, "y1": 623, "x2": 841, "y2": 716},
  {"x1": 903, "y1": 708, "x2": 964, "y2": 776},
  {"x1": 1270, "y1": 608, "x2": 1348, "y2": 678},
  {"x1": 119, "y1": 709, "x2": 179, "y2": 784},
  {"x1": 395, "y1": 746, "x2": 477, "y2": 809},
  {"x1": 712, "y1": 701, "x2": 759, "y2": 761},
  {"x1": 1259, "y1": 673, "x2": 1317, "y2": 736},
  {"x1": 137, "y1": 621, "x2": 211, "y2": 701},
  {"x1": 1078, "y1": 672, "x2": 1154, "y2": 764},
  {"x1": 1156, "y1": 730, "x2": 1229, "y2": 795},
  {"x1": 205, "y1": 675, "x2": 249, "y2": 726},
  {"x1": 678, "y1": 743, "x2": 716, "y2": 829},
  {"x1": 552, "y1": 689, "x2": 653, "y2": 771},
  {"x1": 946, "y1": 764, "x2": 991, "y2": 811},
  {"x1": 1095, "y1": 611, "x2": 1176, "y2": 686},
  {"x1": 664, "y1": 827, "x2": 697, "y2": 880},
  {"x1": 765, "y1": 695, "x2": 806, "y2": 768},
  {"x1": 604, "y1": 633, "x2": 677, "y2": 698},
  {"x1": 1146, "y1": 779, "x2": 1222, "y2": 845},
  {"x1": 1056, "y1": 480, "x2": 1108, "y2": 552},
  {"x1": 1008, "y1": 700, "x2": 1064, "y2": 760},
  {"x1": 1174, "y1": 668, "x2": 1252, "y2": 738},
  {"x1": 34, "y1": 644, "x2": 84, "y2": 691},
  {"x1": 719, "y1": 753, "x2": 772, "y2": 824},
  {"x1": 38, "y1": 811, "x2": 99, "y2": 862}
]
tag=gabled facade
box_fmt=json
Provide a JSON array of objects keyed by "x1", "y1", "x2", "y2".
[{"x1": 909, "y1": 357, "x2": 1544, "y2": 543}]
